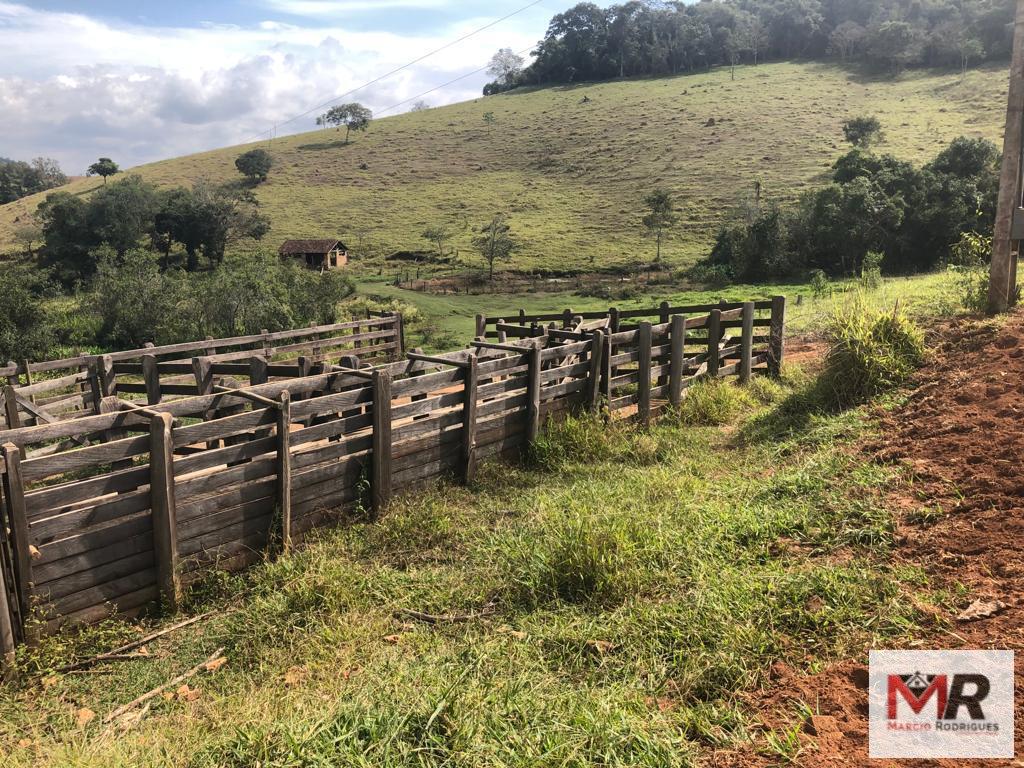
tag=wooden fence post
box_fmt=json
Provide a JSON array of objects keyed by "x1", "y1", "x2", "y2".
[
  {"x1": 638, "y1": 322, "x2": 652, "y2": 425},
  {"x1": 562, "y1": 309, "x2": 573, "y2": 329},
  {"x1": 250, "y1": 356, "x2": 269, "y2": 386},
  {"x1": 587, "y1": 330, "x2": 604, "y2": 413},
  {"x1": 0, "y1": 444, "x2": 30, "y2": 634},
  {"x1": 659, "y1": 301, "x2": 670, "y2": 325},
  {"x1": 277, "y1": 391, "x2": 293, "y2": 552},
  {"x1": 707, "y1": 309, "x2": 722, "y2": 378},
  {"x1": 0, "y1": 557, "x2": 15, "y2": 679},
  {"x1": 88, "y1": 355, "x2": 114, "y2": 414},
  {"x1": 769, "y1": 295, "x2": 786, "y2": 377},
  {"x1": 142, "y1": 354, "x2": 161, "y2": 405},
  {"x1": 601, "y1": 334, "x2": 613, "y2": 419},
  {"x1": 393, "y1": 312, "x2": 406, "y2": 358},
  {"x1": 462, "y1": 357, "x2": 478, "y2": 484},
  {"x1": 474, "y1": 314, "x2": 486, "y2": 338},
  {"x1": 371, "y1": 370, "x2": 392, "y2": 518},
  {"x1": 739, "y1": 301, "x2": 755, "y2": 384},
  {"x1": 609, "y1": 307, "x2": 620, "y2": 333},
  {"x1": 669, "y1": 315, "x2": 686, "y2": 406},
  {"x1": 191, "y1": 356, "x2": 214, "y2": 396},
  {"x1": 526, "y1": 345, "x2": 542, "y2": 444},
  {"x1": 260, "y1": 328, "x2": 271, "y2": 359},
  {"x1": 149, "y1": 414, "x2": 180, "y2": 612},
  {"x1": 2, "y1": 386, "x2": 21, "y2": 430}
]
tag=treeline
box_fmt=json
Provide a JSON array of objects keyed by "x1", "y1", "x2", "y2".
[
  {"x1": 0, "y1": 157, "x2": 67, "y2": 205},
  {"x1": 0, "y1": 175, "x2": 355, "y2": 361},
  {"x1": 486, "y1": 0, "x2": 1012, "y2": 92},
  {"x1": 696, "y1": 135, "x2": 998, "y2": 281},
  {"x1": 36, "y1": 176, "x2": 271, "y2": 285}
]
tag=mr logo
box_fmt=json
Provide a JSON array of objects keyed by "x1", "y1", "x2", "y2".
[
  {"x1": 887, "y1": 672, "x2": 990, "y2": 721},
  {"x1": 869, "y1": 650, "x2": 1014, "y2": 758}
]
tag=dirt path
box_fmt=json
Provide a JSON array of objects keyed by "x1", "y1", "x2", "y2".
[{"x1": 715, "y1": 311, "x2": 1024, "y2": 768}]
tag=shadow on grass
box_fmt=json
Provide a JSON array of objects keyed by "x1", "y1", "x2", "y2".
[{"x1": 297, "y1": 138, "x2": 352, "y2": 152}]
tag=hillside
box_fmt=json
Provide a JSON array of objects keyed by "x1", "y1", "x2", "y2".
[{"x1": 0, "y1": 62, "x2": 1008, "y2": 271}]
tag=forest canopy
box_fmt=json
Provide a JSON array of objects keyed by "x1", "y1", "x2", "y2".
[{"x1": 485, "y1": 0, "x2": 1013, "y2": 92}]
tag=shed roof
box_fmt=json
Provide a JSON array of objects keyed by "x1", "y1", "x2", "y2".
[{"x1": 279, "y1": 239, "x2": 347, "y2": 255}]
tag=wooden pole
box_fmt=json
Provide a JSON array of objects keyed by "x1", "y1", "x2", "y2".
[
  {"x1": 990, "y1": 0, "x2": 1024, "y2": 313},
  {"x1": 393, "y1": 312, "x2": 406, "y2": 358},
  {"x1": 371, "y1": 370, "x2": 392, "y2": 517},
  {"x1": 587, "y1": 330, "x2": 605, "y2": 413},
  {"x1": 249, "y1": 356, "x2": 269, "y2": 386},
  {"x1": 768, "y1": 295, "x2": 786, "y2": 377},
  {"x1": 609, "y1": 307, "x2": 620, "y2": 333},
  {"x1": 142, "y1": 354, "x2": 161, "y2": 405},
  {"x1": 2, "y1": 385, "x2": 21, "y2": 430},
  {"x1": 461, "y1": 356, "x2": 478, "y2": 484},
  {"x1": 0, "y1": 557, "x2": 15, "y2": 679},
  {"x1": 149, "y1": 413, "x2": 181, "y2": 612},
  {"x1": 707, "y1": 309, "x2": 722, "y2": 378},
  {"x1": 669, "y1": 315, "x2": 686, "y2": 406},
  {"x1": 601, "y1": 334, "x2": 613, "y2": 419},
  {"x1": 739, "y1": 301, "x2": 755, "y2": 384},
  {"x1": 474, "y1": 314, "x2": 486, "y2": 338},
  {"x1": 277, "y1": 391, "x2": 293, "y2": 552},
  {"x1": 0, "y1": 444, "x2": 29, "y2": 634},
  {"x1": 526, "y1": 345, "x2": 542, "y2": 444},
  {"x1": 638, "y1": 322, "x2": 652, "y2": 425}
]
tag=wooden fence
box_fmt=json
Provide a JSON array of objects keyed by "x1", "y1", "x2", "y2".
[
  {"x1": 0, "y1": 298, "x2": 784, "y2": 667},
  {"x1": 1, "y1": 316, "x2": 404, "y2": 432}
]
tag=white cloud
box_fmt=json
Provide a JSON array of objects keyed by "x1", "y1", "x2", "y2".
[
  {"x1": 261, "y1": 0, "x2": 452, "y2": 16},
  {"x1": 0, "y1": 2, "x2": 541, "y2": 172}
]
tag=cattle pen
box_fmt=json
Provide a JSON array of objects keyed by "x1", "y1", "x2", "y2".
[{"x1": 0, "y1": 297, "x2": 785, "y2": 670}]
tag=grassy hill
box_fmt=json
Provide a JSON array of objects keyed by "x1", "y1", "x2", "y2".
[{"x1": 0, "y1": 62, "x2": 1007, "y2": 271}]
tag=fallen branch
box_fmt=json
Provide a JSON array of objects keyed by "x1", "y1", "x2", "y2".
[
  {"x1": 53, "y1": 610, "x2": 220, "y2": 675},
  {"x1": 103, "y1": 647, "x2": 225, "y2": 724},
  {"x1": 394, "y1": 605, "x2": 496, "y2": 625}
]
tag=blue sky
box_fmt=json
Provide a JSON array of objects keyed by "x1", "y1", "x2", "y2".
[{"x1": 0, "y1": 1, "x2": 551, "y2": 171}]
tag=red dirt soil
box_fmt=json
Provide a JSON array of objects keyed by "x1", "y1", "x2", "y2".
[{"x1": 714, "y1": 311, "x2": 1024, "y2": 768}]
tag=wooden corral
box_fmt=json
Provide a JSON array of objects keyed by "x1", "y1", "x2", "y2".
[{"x1": 0, "y1": 298, "x2": 784, "y2": 666}]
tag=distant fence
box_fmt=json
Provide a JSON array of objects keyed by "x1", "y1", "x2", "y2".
[
  {"x1": 1, "y1": 316, "x2": 404, "y2": 431},
  {"x1": 0, "y1": 297, "x2": 784, "y2": 666}
]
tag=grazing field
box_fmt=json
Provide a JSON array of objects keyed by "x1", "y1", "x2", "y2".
[
  {"x1": 0, "y1": 62, "x2": 1006, "y2": 270},
  {"x1": 365, "y1": 271, "x2": 963, "y2": 350},
  {"x1": 0, "y1": 369, "x2": 931, "y2": 766}
]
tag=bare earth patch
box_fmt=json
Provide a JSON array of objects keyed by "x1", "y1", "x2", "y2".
[{"x1": 715, "y1": 310, "x2": 1024, "y2": 768}]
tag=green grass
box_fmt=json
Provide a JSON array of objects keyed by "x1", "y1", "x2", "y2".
[
  {"x1": 0, "y1": 372, "x2": 934, "y2": 767},
  {"x1": 368, "y1": 270, "x2": 965, "y2": 351},
  {"x1": 0, "y1": 62, "x2": 1006, "y2": 271}
]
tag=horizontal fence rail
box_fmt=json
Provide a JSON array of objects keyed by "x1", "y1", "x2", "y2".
[
  {"x1": 1, "y1": 316, "x2": 405, "y2": 432},
  {"x1": 0, "y1": 297, "x2": 784, "y2": 666}
]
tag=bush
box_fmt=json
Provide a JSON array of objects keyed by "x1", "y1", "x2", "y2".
[
  {"x1": 809, "y1": 269, "x2": 829, "y2": 298},
  {"x1": 669, "y1": 380, "x2": 754, "y2": 426},
  {"x1": 497, "y1": 510, "x2": 656, "y2": 608},
  {"x1": 818, "y1": 299, "x2": 925, "y2": 408},
  {"x1": 860, "y1": 250, "x2": 883, "y2": 290},
  {"x1": 0, "y1": 263, "x2": 56, "y2": 361}
]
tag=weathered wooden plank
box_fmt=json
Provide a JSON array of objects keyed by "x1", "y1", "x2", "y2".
[
  {"x1": 769, "y1": 295, "x2": 786, "y2": 377},
  {"x1": 669, "y1": 315, "x2": 686, "y2": 406},
  {"x1": 462, "y1": 357, "x2": 477, "y2": 484},
  {"x1": 638, "y1": 322, "x2": 652, "y2": 425},
  {"x1": 149, "y1": 413, "x2": 179, "y2": 611},
  {"x1": 25, "y1": 465, "x2": 151, "y2": 517},
  {"x1": 277, "y1": 391, "x2": 292, "y2": 552},
  {"x1": 35, "y1": 518, "x2": 153, "y2": 581},
  {"x1": 174, "y1": 456, "x2": 276, "y2": 500},
  {"x1": 1, "y1": 444, "x2": 31, "y2": 626},
  {"x1": 739, "y1": 301, "x2": 755, "y2": 384},
  {"x1": 525, "y1": 346, "x2": 541, "y2": 445},
  {"x1": 371, "y1": 371, "x2": 392, "y2": 516},
  {"x1": 29, "y1": 487, "x2": 151, "y2": 545}
]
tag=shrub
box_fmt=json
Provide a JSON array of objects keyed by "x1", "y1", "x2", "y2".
[
  {"x1": 497, "y1": 510, "x2": 655, "y2": 608},
  {"x1": 0, "y1": 263, "x2": 56, "y2": 360},
  {"x1": 818, "y1": 299, "x2": 925, "y2": 408},
  {"x1": 809, "y1": 269, "x2": 829, "y2": 299},
  {"x1": 860, "y1": 250, "x2": 883, "y2": 290},
  {"x1": 669, "y1": 380, "x2": 754, "y2": 426}
]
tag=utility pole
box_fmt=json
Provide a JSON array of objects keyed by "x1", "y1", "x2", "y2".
[{"x1": 989, "y1": 0, "x2": 1024, "y2": 313}]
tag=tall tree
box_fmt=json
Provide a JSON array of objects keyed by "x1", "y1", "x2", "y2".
[
  {"x1": 473, "y1": 215, "x2": 518, "y2": 281},
  {"x1": 87, "y1": 157, "x2": 120, "y2": 184},
  {"x1": 316, "y1": 103, "x2": 373, "y2": 144},
  {"x1": 235, "y1": 149, "x2": 273, "y2": 183},
  {"x1": 642, "y1": 189, "x2": 679, "y2": 263},
  {"x1": 487, "y1": 48, "x2": 526, "y2": 86}
]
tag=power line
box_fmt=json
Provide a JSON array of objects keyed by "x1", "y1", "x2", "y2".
[
  {"x1": 245, "y1": 0, "x2": 546, "y2": 143},
  {"x1": 374, "y1": 44, "x2": 534, "y2": 117}
]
